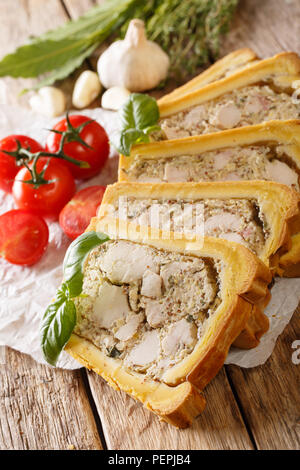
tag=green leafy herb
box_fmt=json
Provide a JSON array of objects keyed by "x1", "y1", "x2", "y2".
[
  {"x1": 0, "y1": 0, "x2": 238, "y2": 89},
  {"x1": 111, "y1": 93, "x2": 160, "y2": 156},
  {"x1": 63, "y1": 231, "x2": 110, "y2": 297},
  {"x1": 40, "y1": 284, "x2": 76, "y2": 366},
  {"x1": 0, "y1": 0, "x2": 139, "y2": 86},
  {"x1": 21, "y1": 44, "x2": 98, "y2": 92},
  {"x1": 41, "y1": 231, "x2": 109, "y2": 366}
]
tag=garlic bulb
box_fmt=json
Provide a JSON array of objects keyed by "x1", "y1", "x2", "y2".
[
  {"x1": 97, "y1": 19, "x2": 170, "y2": 92},
  {"x1": 101, "y1": 86, "x2": 131, "y2": 111},
  {"x1": 72, "y1": 70, "x2": 101, "y2": 109},
  {"x1": 29, "y1": 86, "x2": 66, "y2": 117}
]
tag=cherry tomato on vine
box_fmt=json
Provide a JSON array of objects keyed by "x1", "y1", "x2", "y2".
[
  {"x1": 0, "y1": 135, "x2": 43, "y2": 193},
  {"x1": 46, "y1": 115, "x2": 109, "y2": 180},
  {"x1": 59, "y1": 185, "x2": 106, "y2": 240},
  {"x1": 0, "y1": 209, "x2": 49, "y2": 266},
  {"x1": 12, "y1": 158, "x2": 76, "y2": 220}
]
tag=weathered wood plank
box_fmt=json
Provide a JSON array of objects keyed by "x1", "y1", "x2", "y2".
[
  {"x1": 62, "y1": 0, "x2": 96, "y2": 19},
  {"x1": 0, "y1": 0, "x2": 71, "y2": 106},
  {"x1": 226, "y1": 311, "x2": 300, "y2": 450},
  {"x1": 221, "y1": 0, "x2": 300, "y2": 57},
  {"x1": 67, "y1": 0, "x2": 300, "y2": 450},
  {"x1": 87, "y1": 367, "x2": 254, "y2": 450},
  {"x1": 221, "y1": 0, "x2": 300, "y2": 451},
  {"x1": 0, "y1": 0, "x2": 103, "y2": 451},
  {"x1": 0, "y1": 348, "x2": 102, "y2": 450},
  {"x1": 0, "y1": 0, "x2": 67, "y2": 55}
]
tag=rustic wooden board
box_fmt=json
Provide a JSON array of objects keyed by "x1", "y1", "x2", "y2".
[
  {"x1": 0, "y1": 0, "x2": 299, "y2": 451},
  {"x1": 62, "y1": 0, "x2": 97, "y2": 19},
  {"x1": 0, "y1": 0, "x2": 91, "y2": 108},
  {"x1": 222, "y1": 0, "x2": 300, "y2": 57},
  {"x1": 0, "y1": 0, "x2": 68, "y2": 106},
  {"x1": 0, "y1": 348, "x2": 102, "y2": 450},
  {"x1": 221, "y1": 0, "x2": 300, "y2": 451},
  {"x1": 226, "y1": 311, "x2": 300, "y2": 450},
  {"x1": 87, "y1": 367, "x2": 254, "y2": 450},
  {"x1": 0, "y1": 0, "x2": 102, "y2": 451}
]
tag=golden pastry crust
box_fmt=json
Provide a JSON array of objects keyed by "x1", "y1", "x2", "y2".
[
  {"x1": 119, "y1": 120, "x2": 300, "y2": 177},
  {"x1": 65, "y1": 334, "x2": 206, "y2": 428},
  {"x1": 118, "y1": 120, "x2": 300, "y2": 277},
  {"x1": 99, "y1": 180, "x2": 300, "y2": 271},
  {"x1": 278, "y1": 233, "x2": 300, "y2": 277},
  {"x1": 159, "y1": 48, "x2": 258, "y2": 104},
  {"x1": 65, "y1": 219, "x2": 271, "y2": 427},
  {"x1": 158, "y1": 52, "x2": 300, "y2": 117},
  {"x1": 232, "y1": 304, "x2": 270, "y2": 350}
]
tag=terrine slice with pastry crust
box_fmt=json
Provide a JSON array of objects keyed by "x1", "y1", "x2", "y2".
[
  {"x1": 119, "y1": 120, "x2": 300, "y2": 276},
  {"x1": 98, "y1": 180, "x2": 300, "y2": 274},
  {"x1": 98, "y1": 180, "x2": 299, "y2": 349},
  {"x1": 159, "y1": 48, "x2": 258, "y2": 105},
  {"x1": 65, "y1": 219, "x2": 271, "y2": 428},
  {"x1": 119, "y1": 120, "x2": 300, "y2": 189},
  {"x1": 157, "y1": 52, "x2": 300, "y2": 139}
]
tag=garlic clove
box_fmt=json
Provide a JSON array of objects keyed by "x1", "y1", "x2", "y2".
[
  {"x1": 72, "y1": 70, "x2": 101, "y2": 109},
  {"x1": 101, "y1": 86, "x2": 131, "y2": 110},
  {"x1": 29, "y1": 86, "x2": 66, "y2": 117},
  {"x1": 124, "y1": 18, "x2": 147, "y2": 47}
]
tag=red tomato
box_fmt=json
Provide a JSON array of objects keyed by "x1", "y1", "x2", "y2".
[
  {"x1": 59, "y1": 185, "x2": 106, "y2": 239},
  {"x1": 46, "y1": 115, "x2": 109, "y2": 180},
  {"x1": 0, "y1": 135, "x2": 43, "y2": 193},
  {"x1": 12, "y1": 158, "x2": 76, "y2": 220},
  {"x1": 0, "y1": 209, "x2": 49, "y2": 266}
]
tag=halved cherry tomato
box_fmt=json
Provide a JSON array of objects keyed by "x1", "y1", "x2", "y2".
[
  {"x1": 0, "y1": 135, "x2": 43, "y2": 193},
  {"x1": 59, "y1": 185, "x2": 106, "y2": 239},
  {"x1": 46, "y1": 115, "x2": 109, "y2": 180},
  {"x1": 0, "y1": 209, "x2": 49, "y2": 266},
  {"x1": 12, "y1": 158, "x2": 76, "y2": 220}
]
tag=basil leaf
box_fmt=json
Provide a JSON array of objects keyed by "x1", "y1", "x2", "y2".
[
  {"x1": 112, "y1": 128, "x2": 150, "y2": 156},
  {"x1": 41, "y1": 231, "x2": 110, "y2": 366},
  {"x1": 63, "y1": 231, "x2": 109, "y2": 297},
  {"x1": 112, "y1": 93, "x2": 160, "y2": 156},
  {"x1": 120, "y1": 93, "x2": 160, "y2": 131},
  {"x1": 40, "y1": 284, "x2": 76, "y2": 366}
]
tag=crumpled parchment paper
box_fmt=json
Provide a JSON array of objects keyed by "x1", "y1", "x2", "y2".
[{"x1": 0, "y1": 104, "x2": 299, "y2": 369}]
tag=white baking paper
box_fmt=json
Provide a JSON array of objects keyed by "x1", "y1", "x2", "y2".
[{"x1": 0, "y1": 104, "x2": 299, "y2": 369}]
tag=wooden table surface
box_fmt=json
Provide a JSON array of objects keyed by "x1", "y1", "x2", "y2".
[{"x1": 0, "y1": 0, "x2": 299, "y2": 451}]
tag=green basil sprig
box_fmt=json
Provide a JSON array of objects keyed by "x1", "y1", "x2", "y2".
[
  {"x1": 41, "y1": 231, "x2": 109, "y2": 366},
  {"x1": 111, "y1": 93, "x2": 161, "y2": 156}
]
